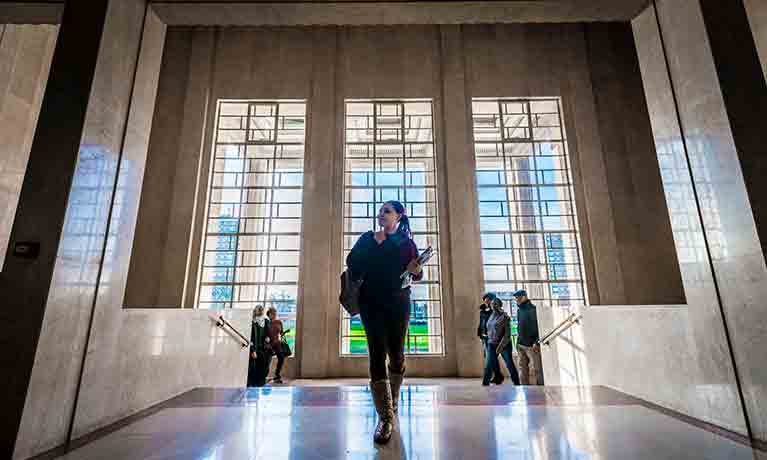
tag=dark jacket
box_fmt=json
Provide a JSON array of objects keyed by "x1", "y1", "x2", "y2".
[
  {"x1": 346, "y1": 231, "x2": 422, "y2": 304},
  {"x1": 477, "y1": 306, "x2": 492, "y2": 339},
  {"x1": 250, "y1": 319, "x2": 271, "y2": 354},
  {"x1": 268, "y1": 319, "x2": 283, "y2": 354},
  {"x1": 516, "y1": 300, "x2": 540, "y2": 347}
]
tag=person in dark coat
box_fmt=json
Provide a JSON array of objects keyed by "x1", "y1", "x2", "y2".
[
  {"x1": 247, "y1": 305, "x2": 271, "y2": 387},
  {"x1": 346, "y1": 200, "x2": 423, "y2": 445},
  {"x1": 266, "y1": 306, "x2": 285, "y2": 384},
  {"x1": 478, "y1": 292, "x2": 502, "y2": 384},
  {"x1": 513, "y1": 289, "x2": 544, "y2": 385}
]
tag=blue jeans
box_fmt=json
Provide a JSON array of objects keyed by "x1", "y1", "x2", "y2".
[{"x1": 482, "y1": 341, "x2": 520, "y2": 385}]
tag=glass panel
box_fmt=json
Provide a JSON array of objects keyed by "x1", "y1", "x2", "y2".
[
  {"x1": 198, "y1": 100, "x2": 307, "y2": 352},
  {"x1": 473, "y1": 98, "x2": 587, "y2": 333},
  {"x1": 341, "y1": 100, "x2": 444, "y2": 356}
]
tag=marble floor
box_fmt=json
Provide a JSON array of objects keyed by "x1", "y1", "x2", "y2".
[{"x1": 48, "y1": 384, "x2": 757, "y2": 460}]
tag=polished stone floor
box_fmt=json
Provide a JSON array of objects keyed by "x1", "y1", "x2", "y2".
[{"x1": 51, "y1": 384, "x2": 756, "y2": 460}]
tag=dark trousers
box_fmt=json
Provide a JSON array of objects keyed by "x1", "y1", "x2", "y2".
[
  {"x1": 272, "y1": 350, "x2": 285, "y2": 378},
  {"x1": 483, "y1": 341, "x2": 520, "y2": 386},
  {"x1": 481, "y1": 337, "x2": 501, "y2": 382},
  {"x1": 247, "y1": 349, "x2": 271, "y2": 387},
  {"x1": 360, "y1": 294, "x2": 410, "y2": 382}
]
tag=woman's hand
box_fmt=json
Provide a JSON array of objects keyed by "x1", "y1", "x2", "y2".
[
  {"x1": 251, "y1": 351, "x2": 257, "y2": 359},
  {"x1": 406, "y1": 259, "x2": 422, "y2": 275}
]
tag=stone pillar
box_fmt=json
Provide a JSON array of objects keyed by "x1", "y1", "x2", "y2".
[
  {"x1": 0, "y1": 1, "x2": 110, "y2": 456},
  {"x1": 439, "y1": 25, "x2": 485, "y2": 376},
  {"x1": 635, "y1": 0, "x2": 767, "y2": 442},
  {"x1": 298, "y1": 28, "x2": 338, "y2": 378},
  {"x1": 694, "y1": 0, "x2": 767, "y2": 443}
]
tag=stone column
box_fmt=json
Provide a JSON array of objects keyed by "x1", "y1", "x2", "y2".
[
  {"x1": 635, "y1": 0, "x2": 767, "y2": 442},
  {"x1": 0, "y1": 1, "x2": 110, "y2": 456},
  {"x1": 439, "y1": 25, "x2": 485, "y2": 376},
  {"x1": 298, "y1": 28, "x2": 338, "y2": 378}
]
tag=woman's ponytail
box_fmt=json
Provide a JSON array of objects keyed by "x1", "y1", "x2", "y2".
[
  {"x1": 385, "y1": 200, "x2": 412, "y2": 239},
  {"x1": 398, "y1": 214, "x2": 412, "y2": 239}
]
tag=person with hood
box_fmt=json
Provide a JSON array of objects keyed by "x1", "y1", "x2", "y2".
[
  {"x1": 247, "y1": 305, "x2": 271, "y2": 387},
  {"x1": 478, "y1": 292, "x2": 502, "y2": 384}
]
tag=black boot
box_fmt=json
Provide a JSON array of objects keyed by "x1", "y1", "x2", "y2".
[{"x1": 370, "y1": 380, "x2": 394, "y2": 444}]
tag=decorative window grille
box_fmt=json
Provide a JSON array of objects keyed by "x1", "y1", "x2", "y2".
[
  {"x1": 198, "y1": 100, "x2": 306, "y2": 350},
  {"x1": 341, "y1": 99, "x2": 444, "y2": 355},
  {"x1": 472, "y1": 98, "x2": 586, "y2": 337}
]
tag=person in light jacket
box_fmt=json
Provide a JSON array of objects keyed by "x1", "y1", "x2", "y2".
[
  {"x1": 482, "y1": 298, "x2": 520, "y2": 386},
  {"x1": 478, "y1": 292, "x2": 502, "y2": 384}
]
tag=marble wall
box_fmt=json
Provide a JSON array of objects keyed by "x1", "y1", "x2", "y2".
[
  {"x1": 12, "y1": 5, "x2": 252, "y2": 459},
  {"x1": 0, "y1": 24, "x2": 57, "y2": 268},
  {"x1": 583, "y1": 23, "x2": 685, "y2": 305},
  {"x1": 549, "y1": 0, "x2": 767, "y2": 441},
  {"x1": 123, "y1": 28, "x2": 195, "y2": 309},
  {"x1": 647, "y1": 0, "x2": 767, "y2": 442}
]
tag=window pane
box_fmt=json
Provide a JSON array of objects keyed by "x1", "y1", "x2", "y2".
[
  {"x1": 341, "y1": 99, "x2": 444, "y2": 356},
  {"x1": 473, "y1": 98, "x2": 586, "y2": 334},
  {"x1": 198, "y1": 100, "x2": 306, "y2": 352}
]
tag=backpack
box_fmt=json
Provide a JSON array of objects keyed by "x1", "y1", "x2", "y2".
[{"x1": 339, "y1": 269, "x2": 362, "y2": 316}]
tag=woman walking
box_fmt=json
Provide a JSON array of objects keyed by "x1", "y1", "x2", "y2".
[
  {"x1": 482, "y1": 298, "x2": 520, "y2": 386},
  {"x1": 346, "y1": 200, "x2": 423, "y2": 444},
  {"x1": 247, "y1": 305, "x2": 271, "y2": 387},
  {"x1": 266, "y1": 306, "x2": 285, "y2": 384}
]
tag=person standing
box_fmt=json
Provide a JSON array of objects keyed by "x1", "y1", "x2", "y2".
[
  {"x1": 482, "y1": 298, "x2": 520, "y2": 386},
  {"x1": 346, "y1": 200, "x2": 422, "y2": 444},
  {"x1": 478, "y1": 293, "x2": 502, "y2": 384},
  {"x1": 266, "y1": 306, "x2": 285, "y2": 384},
  {"x1": 247, "y1": 305, "x2": 271, "y2": 387},
  {"x1": 513, "y1": 289, "x2": 544, "y2": 385}
]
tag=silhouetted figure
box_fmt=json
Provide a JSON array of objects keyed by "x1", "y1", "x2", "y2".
[
  {"x1": 478, "y1": 292, "x2": 503, "y2": 384},
  {"x1": 247, "y1": 305, "x2": 271, "y2": 387},
  {"x1": 514, "y1": 289, "x2": 544, "y2": 385},
  {"x1": 346, "y1": 200, "x2": 423, "y2": 445},
  {"x1": 267, "y1": 306, "x2": 285, "y2": 384},
  {"x1": 482, "y1": 298, "x2": 520, "y2": 386}
]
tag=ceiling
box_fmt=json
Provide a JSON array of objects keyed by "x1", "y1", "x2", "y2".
[{"x1": 2, "y1": 0, "x2": 651, "y2": 26}]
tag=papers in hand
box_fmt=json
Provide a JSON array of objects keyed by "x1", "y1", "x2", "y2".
[{"x1": 400, "y1": 246, "x2": 436, "y2": 289}]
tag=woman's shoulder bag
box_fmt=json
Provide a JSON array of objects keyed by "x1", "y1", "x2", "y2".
[{"x1": 339, "y1": 269, "x2": 362, "y2": 317}]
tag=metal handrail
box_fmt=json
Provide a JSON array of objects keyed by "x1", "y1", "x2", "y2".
[
  {"x1": 537, "y1": 312, "x2": 582, "y2": 346},
  {"x1": 215, "y1": 315, "x2": 250, "y2": 348}
]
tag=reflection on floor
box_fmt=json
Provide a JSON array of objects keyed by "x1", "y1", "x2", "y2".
[{"x1": 50, "y1": 384, "x2": 756, "y2": 460}]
